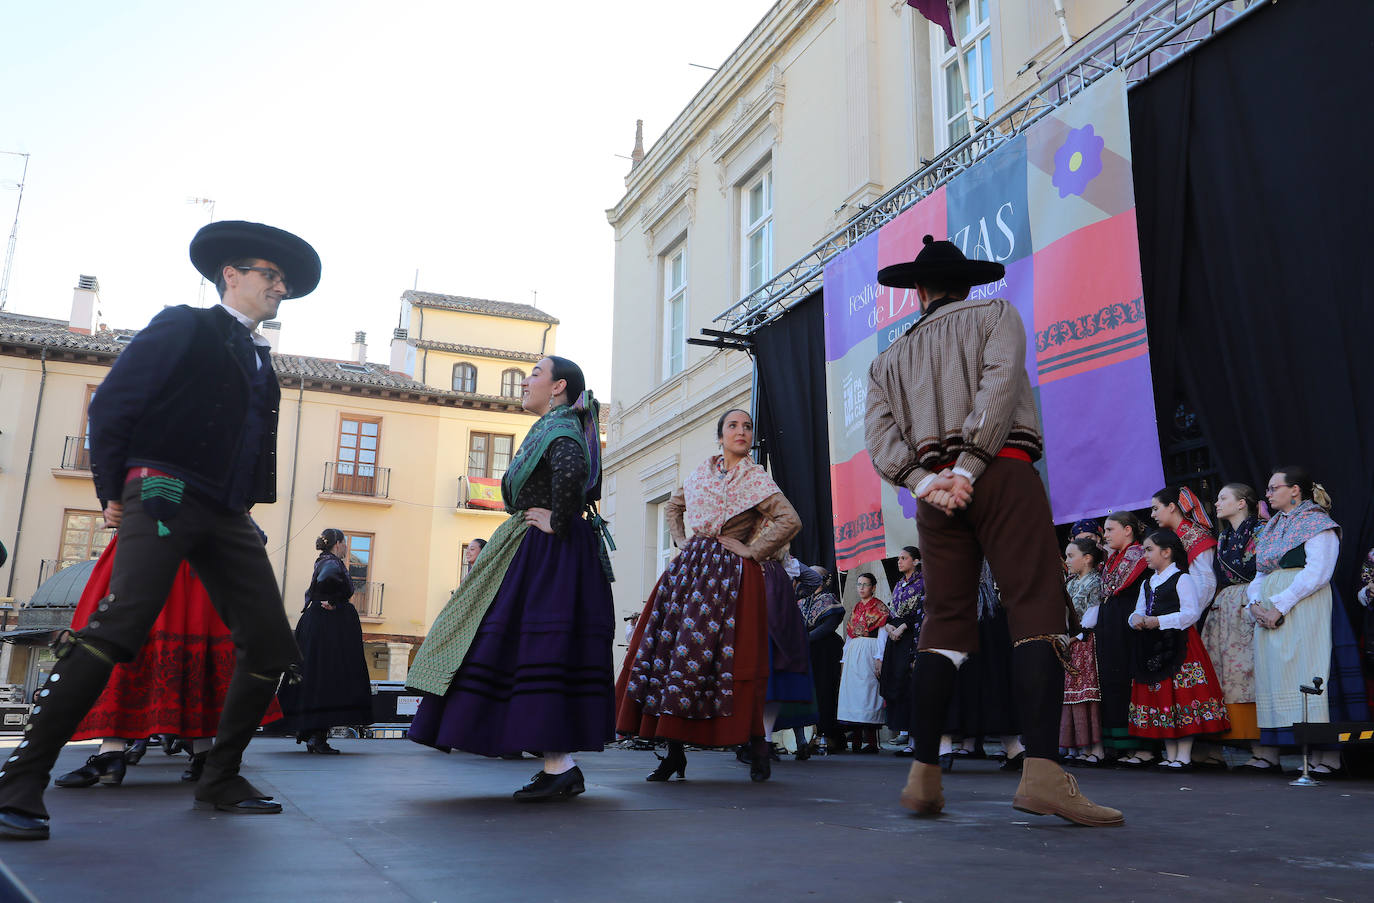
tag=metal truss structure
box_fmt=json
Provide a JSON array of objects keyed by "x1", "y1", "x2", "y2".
[{"x1": 711, "y1": 0, "x2": 1274, "y2": 336}]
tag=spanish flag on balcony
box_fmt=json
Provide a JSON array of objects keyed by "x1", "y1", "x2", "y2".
[{"x1": 466, "y1": 477, "x2": 504, "y2": 510}]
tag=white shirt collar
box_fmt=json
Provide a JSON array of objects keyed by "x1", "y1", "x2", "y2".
[
  {"x1": 1149, "y1": 563, "x2": 1180, "y2": 586},
  {"x1": 218, "y1": 302, "x2": 271, "y2": 347}
]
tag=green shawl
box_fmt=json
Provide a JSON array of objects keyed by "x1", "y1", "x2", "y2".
[{"x1": 406, "y1": 402, "x2": 610, "y2": 697}]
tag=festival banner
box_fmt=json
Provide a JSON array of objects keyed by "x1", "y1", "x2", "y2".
[{"x1": 822, "y1": 71, "x2": 1164, "y2": 570}]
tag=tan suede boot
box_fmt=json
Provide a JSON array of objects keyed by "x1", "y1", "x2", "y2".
[
  {"x1": 1013, "y1": 757, "x2": 1124, "y2": 826},
  {"x1": 898, "y1": 761, "x2": 944, "y2": 815}
]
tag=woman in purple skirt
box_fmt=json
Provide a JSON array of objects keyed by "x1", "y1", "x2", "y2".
[{"x1": 406, "y1": 356, "x2": 616, "y2": 802}]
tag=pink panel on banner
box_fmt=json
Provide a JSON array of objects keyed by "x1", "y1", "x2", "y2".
[
  {"x1": 877, "y1": 188, "x2": 947, "y2": 269},
  {"x1": 1031, "y1": 210, "x2": 1146, "y2": 385},
  {"x1": 831, "y1": 450, "x2": 885, "y2": 570}
]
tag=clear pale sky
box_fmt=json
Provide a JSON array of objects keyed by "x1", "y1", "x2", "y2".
[{"x1": 0, "y1": 0, "x2": 777, "y2": 396}]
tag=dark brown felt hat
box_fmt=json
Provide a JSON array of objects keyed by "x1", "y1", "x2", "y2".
[
  {"x1": 877, "y1": 234, "x2": 1005, "y2": 289},
  {"x1": 189, "y1": 220, "x2": 322, "y2": 298}
]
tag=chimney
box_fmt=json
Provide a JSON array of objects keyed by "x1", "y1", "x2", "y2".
[
  {"x1": 261, "y1": 320, "x2": 281, "y2": 352},
  {"x1": 351, "y1": 331, "x2": 367, "y2": 365},
  {"x1": 631, "y1": 119, "x2": 645, "y2": 168},
  {"x1": 390, "y1": 327, "x2": 415, "y2": 377},
  {"x1": 69, "y1": 275, "x2": 101, "y2": 335}
]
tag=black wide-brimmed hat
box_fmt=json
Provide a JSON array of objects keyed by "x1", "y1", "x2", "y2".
[
  {"x1": 189, "y1": 220, "x2": 322, "y2": 298},
  {"x1": 877, "y1": 234, "x2": 1005, "y2": 289}
]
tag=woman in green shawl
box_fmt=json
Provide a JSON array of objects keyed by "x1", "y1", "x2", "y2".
[{"x1": 407, "y1": 356, "x2": 616, "y2": 802}]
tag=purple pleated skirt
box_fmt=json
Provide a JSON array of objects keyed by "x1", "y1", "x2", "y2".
[{"x1": 408, "y1": 518, "x2": 616, "y2": 756}]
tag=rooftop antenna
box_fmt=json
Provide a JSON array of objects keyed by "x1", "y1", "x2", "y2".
[
  {"x1": 0, "y1": 151, "x2": 31, "y2": 313},
  {"x1": 531, "y1": 289, "x2": 538, "y2": 309},
  {"x1": 187, "y1": 197, "x2": 216, "y2": 306},
  {"x1": 414, "y1": 268, "x2": 419, "y2": 290}
]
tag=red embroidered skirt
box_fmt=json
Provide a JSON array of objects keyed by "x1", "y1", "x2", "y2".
[
  {"x1": 70, "y1": 537, "x2": 282, "y2": 741},
  {"x1": 1127, "y1": 627, "x2": 1230, "y2": 739},
  {"x1": 615, "y1": 541, "x2": 768, "y2": 747}
]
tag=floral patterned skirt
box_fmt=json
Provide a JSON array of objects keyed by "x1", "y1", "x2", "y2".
[
  {"x1": 1199, "y1": 583, "x2": 1256, "y2": 704},
  {"x1": 1060, "y1": 633, "x2": 1102, "y2": 747},
  {"x1": 614, "y1": 536, "x2": 768, "y2": 747},
  {"x1": 1128, "y1": 627, "x2": 1230, "y2": 739}
]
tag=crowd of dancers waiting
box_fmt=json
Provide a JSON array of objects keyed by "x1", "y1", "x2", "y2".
[{"x1": 784, "y1": 476, "x2": 1371, "y2": 778}]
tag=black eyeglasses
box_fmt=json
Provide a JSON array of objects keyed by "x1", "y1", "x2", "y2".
[{"x1": 234, "y1": 266, "x2": 292, "y2": 297}]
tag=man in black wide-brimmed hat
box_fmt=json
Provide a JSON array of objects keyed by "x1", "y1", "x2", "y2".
[
  {"x1": 864, "y1": 235, "x2": 1123, "y2": 827},
  {"x1": 0, "y1": 221, "x2": 321, "y2": 840}
]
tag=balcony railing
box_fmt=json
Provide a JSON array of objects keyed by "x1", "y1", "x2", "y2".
[
  {"x1": 456, "y1": 475, "x2": 505, "y2": 511},
  {"x1": 60, "y1": 436, "x2": 92, "y2": 471},
  {"x1": 323, "y1": 461, "x2": 391, "y2": 499},
  {"x1": 351, "y1": 581, "x2": 384, "y2": 619},
  {"x1": 37, "y1": 559, "x2": 68, "y2": 586}
]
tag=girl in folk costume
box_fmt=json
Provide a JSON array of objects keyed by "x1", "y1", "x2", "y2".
[
  {"x1": 1202, "y1": 484, "x2": 1265, "y2": 763},
  {"x1": 617, "y1": 409, "x2": 802, "y2": 782},
  {"x1": 837, "y1": 572, "x2": 889, "y2": 753},
  {"x1": 276, "y1": 528, "x2": 374, "y2": 755},
  {"x1": 407, "y1": 357, "x2": 616, "y2": 802},
  {"x1": 880, "y1": 547, "x2": 926, "y2": 757},
  {"x1": 1094, "y1": 512, "x2": 1154, "y2": 763},
  {"x1": 1061, "y1": 539, "x2": 1105, "y2": 766},
  {"x1": 1246, "y1": 467, "x2": 1369, "y2": 775},
  {"x1": 1150, "y1": 486, "x2": 1218, "y2": 609},
  {"x1": 1127, "y1": 530, "x2": 1230, "y2": 769}
]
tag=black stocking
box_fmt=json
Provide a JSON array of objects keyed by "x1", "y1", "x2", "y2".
[
  {"x1": 910, "y1": 652, "x2": 958, "y2": 766},
  {"x1": 1012, "y1": 639, "x2": 1064, "y2": 761}
]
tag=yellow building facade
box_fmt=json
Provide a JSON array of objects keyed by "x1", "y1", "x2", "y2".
[{"x1": 0, "y1": 281, "x2": 557, "y2": 695}]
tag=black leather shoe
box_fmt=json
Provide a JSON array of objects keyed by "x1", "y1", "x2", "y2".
[
  {"x1": 182, "y1": 752, "x2": 207, "y2": 782},
  {"x1": 55, "y1": 751, "x2": 126, "y2": 788},
  {"x1": 749, "y1": 739, "x2": 771, "y2": 782},
  {"x1": 999, "y1": 752, "x2": 1025, "y2": 772},
  {"x1": 513, "y1": 767, "x2": 585, "y2": 801},
  {"x1": 0, "y1": 809, "x2": 50, "y2": 840},
  {"x1": 123, "y1": 738, "x2": 149, "y2": 766},
  {"x1": 192, "y1": 797, "x2": 282, "y2": 814},
  {"x1": 646, "y1": 745, "x2": 687, "y2": 782},
  {"x1": 305, "y1": 733, "x2": 341, "y2": 755}
]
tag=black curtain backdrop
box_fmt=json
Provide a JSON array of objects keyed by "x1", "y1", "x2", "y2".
[
  {"x1": 754, "y1": 291, "x2": 836, "y2": 570},
  {"x1": 753, "y1": 0, "x2": 1374, "y2": 617},
  {"x1": 1131, "y1": 0, "x2": 1374, "y2": 603}
]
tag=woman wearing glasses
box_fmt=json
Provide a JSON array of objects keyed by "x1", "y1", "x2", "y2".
[{"x1": 1246, "y1": 466, "x2": 1368, "y2": 775}]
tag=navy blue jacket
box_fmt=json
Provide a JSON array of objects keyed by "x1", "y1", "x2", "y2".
[{"x1": 88, "y1": 304, "x2": 279, "y2": 510}]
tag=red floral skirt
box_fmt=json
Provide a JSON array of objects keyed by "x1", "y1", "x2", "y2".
[
  {"x1": 1127, "y1": 628, "x2": 1230, "y2": 739},
  {"x1": 70, "y1": 537, "x2": 282, "y2": 741},
  {"x1": 615, "y1": 540, "x2": 767, "y2": 747}
]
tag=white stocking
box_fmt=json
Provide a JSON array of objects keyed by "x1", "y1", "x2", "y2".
[
  {"x1": 1175, "y1": 736, "x2": 1194, "y2": 763},
  {"x1": 99, "y1": 738, "x2": 125, "y2": 755},
  {"x1": 763, "y1": 702, "x2": 781, "y2": 742},
  {"x1": 1000, "y1": 735, "x2": 1024, "y2": 759},
  {"x1": 542, "y1": 752, "x2": 575, "y2": 775}
]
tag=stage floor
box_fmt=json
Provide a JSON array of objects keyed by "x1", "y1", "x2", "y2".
[{"x1": 2, "y1": 738, "x2": 1370, "y2": 901}]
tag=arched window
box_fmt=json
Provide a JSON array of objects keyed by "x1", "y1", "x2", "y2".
[
  {"x1": 452, "y1": 362, "x2": 476, "y2": 393},
  {"x1": 500, "y1": 368, "x2": 525, "y2": 398}
]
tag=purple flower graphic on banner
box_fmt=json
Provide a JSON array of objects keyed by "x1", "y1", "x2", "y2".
[
  {"x1": 897, "y1": 487, "x2": 919, "y2": 521},
  {"x1": 1052, "y1": 124, "x2": 1104, "y2": 198}
]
